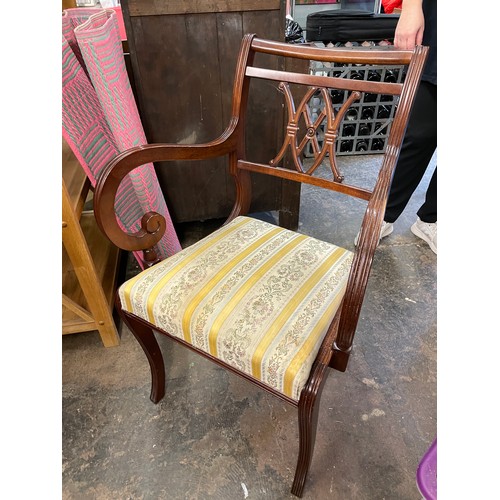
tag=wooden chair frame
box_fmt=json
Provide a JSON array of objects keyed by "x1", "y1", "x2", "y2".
[{"x1": 94, "y1": 35, "x2": 428, "y2": 497}]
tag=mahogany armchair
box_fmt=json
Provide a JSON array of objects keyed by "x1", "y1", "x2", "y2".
[{"x1": 94, "y1": 35, "x2": 427, "y2": 497}]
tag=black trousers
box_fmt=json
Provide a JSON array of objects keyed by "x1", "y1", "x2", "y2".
[{"x1": 385, "y1": 81, "x2": 437, "y2": 224}]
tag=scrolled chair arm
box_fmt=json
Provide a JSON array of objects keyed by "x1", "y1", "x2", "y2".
[{"x1": 93, "y1": 126, "x2": 239, "y2": 258}]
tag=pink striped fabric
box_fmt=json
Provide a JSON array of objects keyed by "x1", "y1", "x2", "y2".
[{"x1": 62, "y1": 8, "x2": 181, "y2": 268}]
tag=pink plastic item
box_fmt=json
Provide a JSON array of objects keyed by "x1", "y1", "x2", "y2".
[
  {"x1": 62, "y1": 8, "x2": 182, "y2": 268},
  {"x1": 416, "y1": 439, "x2": 437, "y2": 500}
]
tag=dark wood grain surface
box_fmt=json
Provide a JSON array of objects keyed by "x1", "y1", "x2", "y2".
[{"x1": 121, "y1": 0, "x2": 301, "y2": 225}]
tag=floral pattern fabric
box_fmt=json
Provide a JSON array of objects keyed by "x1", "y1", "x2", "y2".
[{"x1": 119, "y1": 216, "x2": 353, "y2": 401}]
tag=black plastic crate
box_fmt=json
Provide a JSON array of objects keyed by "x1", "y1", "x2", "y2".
[{"x1": 305, "y1": 42, "x2": 406, "y2": 156}]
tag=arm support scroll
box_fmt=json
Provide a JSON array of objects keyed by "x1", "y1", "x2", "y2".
[{"x1": 93, "y1": 132, "x2": 239, "y2": 255}]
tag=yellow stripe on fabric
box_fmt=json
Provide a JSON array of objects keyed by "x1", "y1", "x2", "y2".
[
  {"x1": 143, "y1": 217, "x2": 251, "y2": 323},
  {"x1": 181, "y1": 226, "x2": 283, "y2": 343},
  {"x1": 208, "y1": 234, "x2": 308, "y2": 357},
  {"x1": 251, "y1": 247, "x2": 345, "y2": 380},
  {"x1": 283, "y1": 254, "x2": 350, "y2": 398}
]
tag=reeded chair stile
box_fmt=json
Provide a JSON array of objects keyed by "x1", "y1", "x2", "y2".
[{"x1": 94, "y1": 35, "x2": 427, "y2": 497}]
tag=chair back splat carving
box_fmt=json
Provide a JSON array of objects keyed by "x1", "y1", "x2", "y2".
[{"x1": 94, "y1": 35, "x2": 428, "y2": 497}]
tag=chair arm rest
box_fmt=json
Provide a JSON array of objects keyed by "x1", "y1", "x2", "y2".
[{"x1": 94, "y1": 130, "x2": 238, "y2": 254}]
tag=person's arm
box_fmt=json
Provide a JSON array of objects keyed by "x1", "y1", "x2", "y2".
[{"x1": 393, "y1": 0, "x2": 425, "y2": 49}]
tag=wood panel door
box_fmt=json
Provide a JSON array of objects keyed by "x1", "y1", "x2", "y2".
[{"x1": 121, "y1": 0, "x2": 301, "y2": 228}]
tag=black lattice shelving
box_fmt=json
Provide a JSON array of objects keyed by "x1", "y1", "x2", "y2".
[{"x1": 306, "y1": 45, "x2": 406, "y2": 156}]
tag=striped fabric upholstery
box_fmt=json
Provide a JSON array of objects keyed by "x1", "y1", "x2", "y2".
[{"x1": 120, "y1": 217, "x2": 353, "y2": 401}]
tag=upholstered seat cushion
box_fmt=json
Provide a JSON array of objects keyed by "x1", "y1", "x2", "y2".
[{"x1": 119, "y1": 216, "x2": 353, "y2": 401}]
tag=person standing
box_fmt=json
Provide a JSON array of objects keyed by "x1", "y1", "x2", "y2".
[{"x1": 358, "y1": 0, "x2": 437, "y2": 253}]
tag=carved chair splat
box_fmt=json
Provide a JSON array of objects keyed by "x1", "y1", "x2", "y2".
[{"x1": 94, "y1": 35, "x2": 428, "y2": 497}]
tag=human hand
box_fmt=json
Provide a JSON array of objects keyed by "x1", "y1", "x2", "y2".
[{"x1": 393, "y1": 0, "x2": 425, "y2": 49}]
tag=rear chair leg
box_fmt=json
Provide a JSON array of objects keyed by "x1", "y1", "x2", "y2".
[{"x1": 120, "y1": 308, "x2": 166, "y2": 404}]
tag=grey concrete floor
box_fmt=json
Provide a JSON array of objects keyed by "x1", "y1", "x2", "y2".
[{"x1": 62, "y1": 153, "x2": 437, "y2": 499}]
